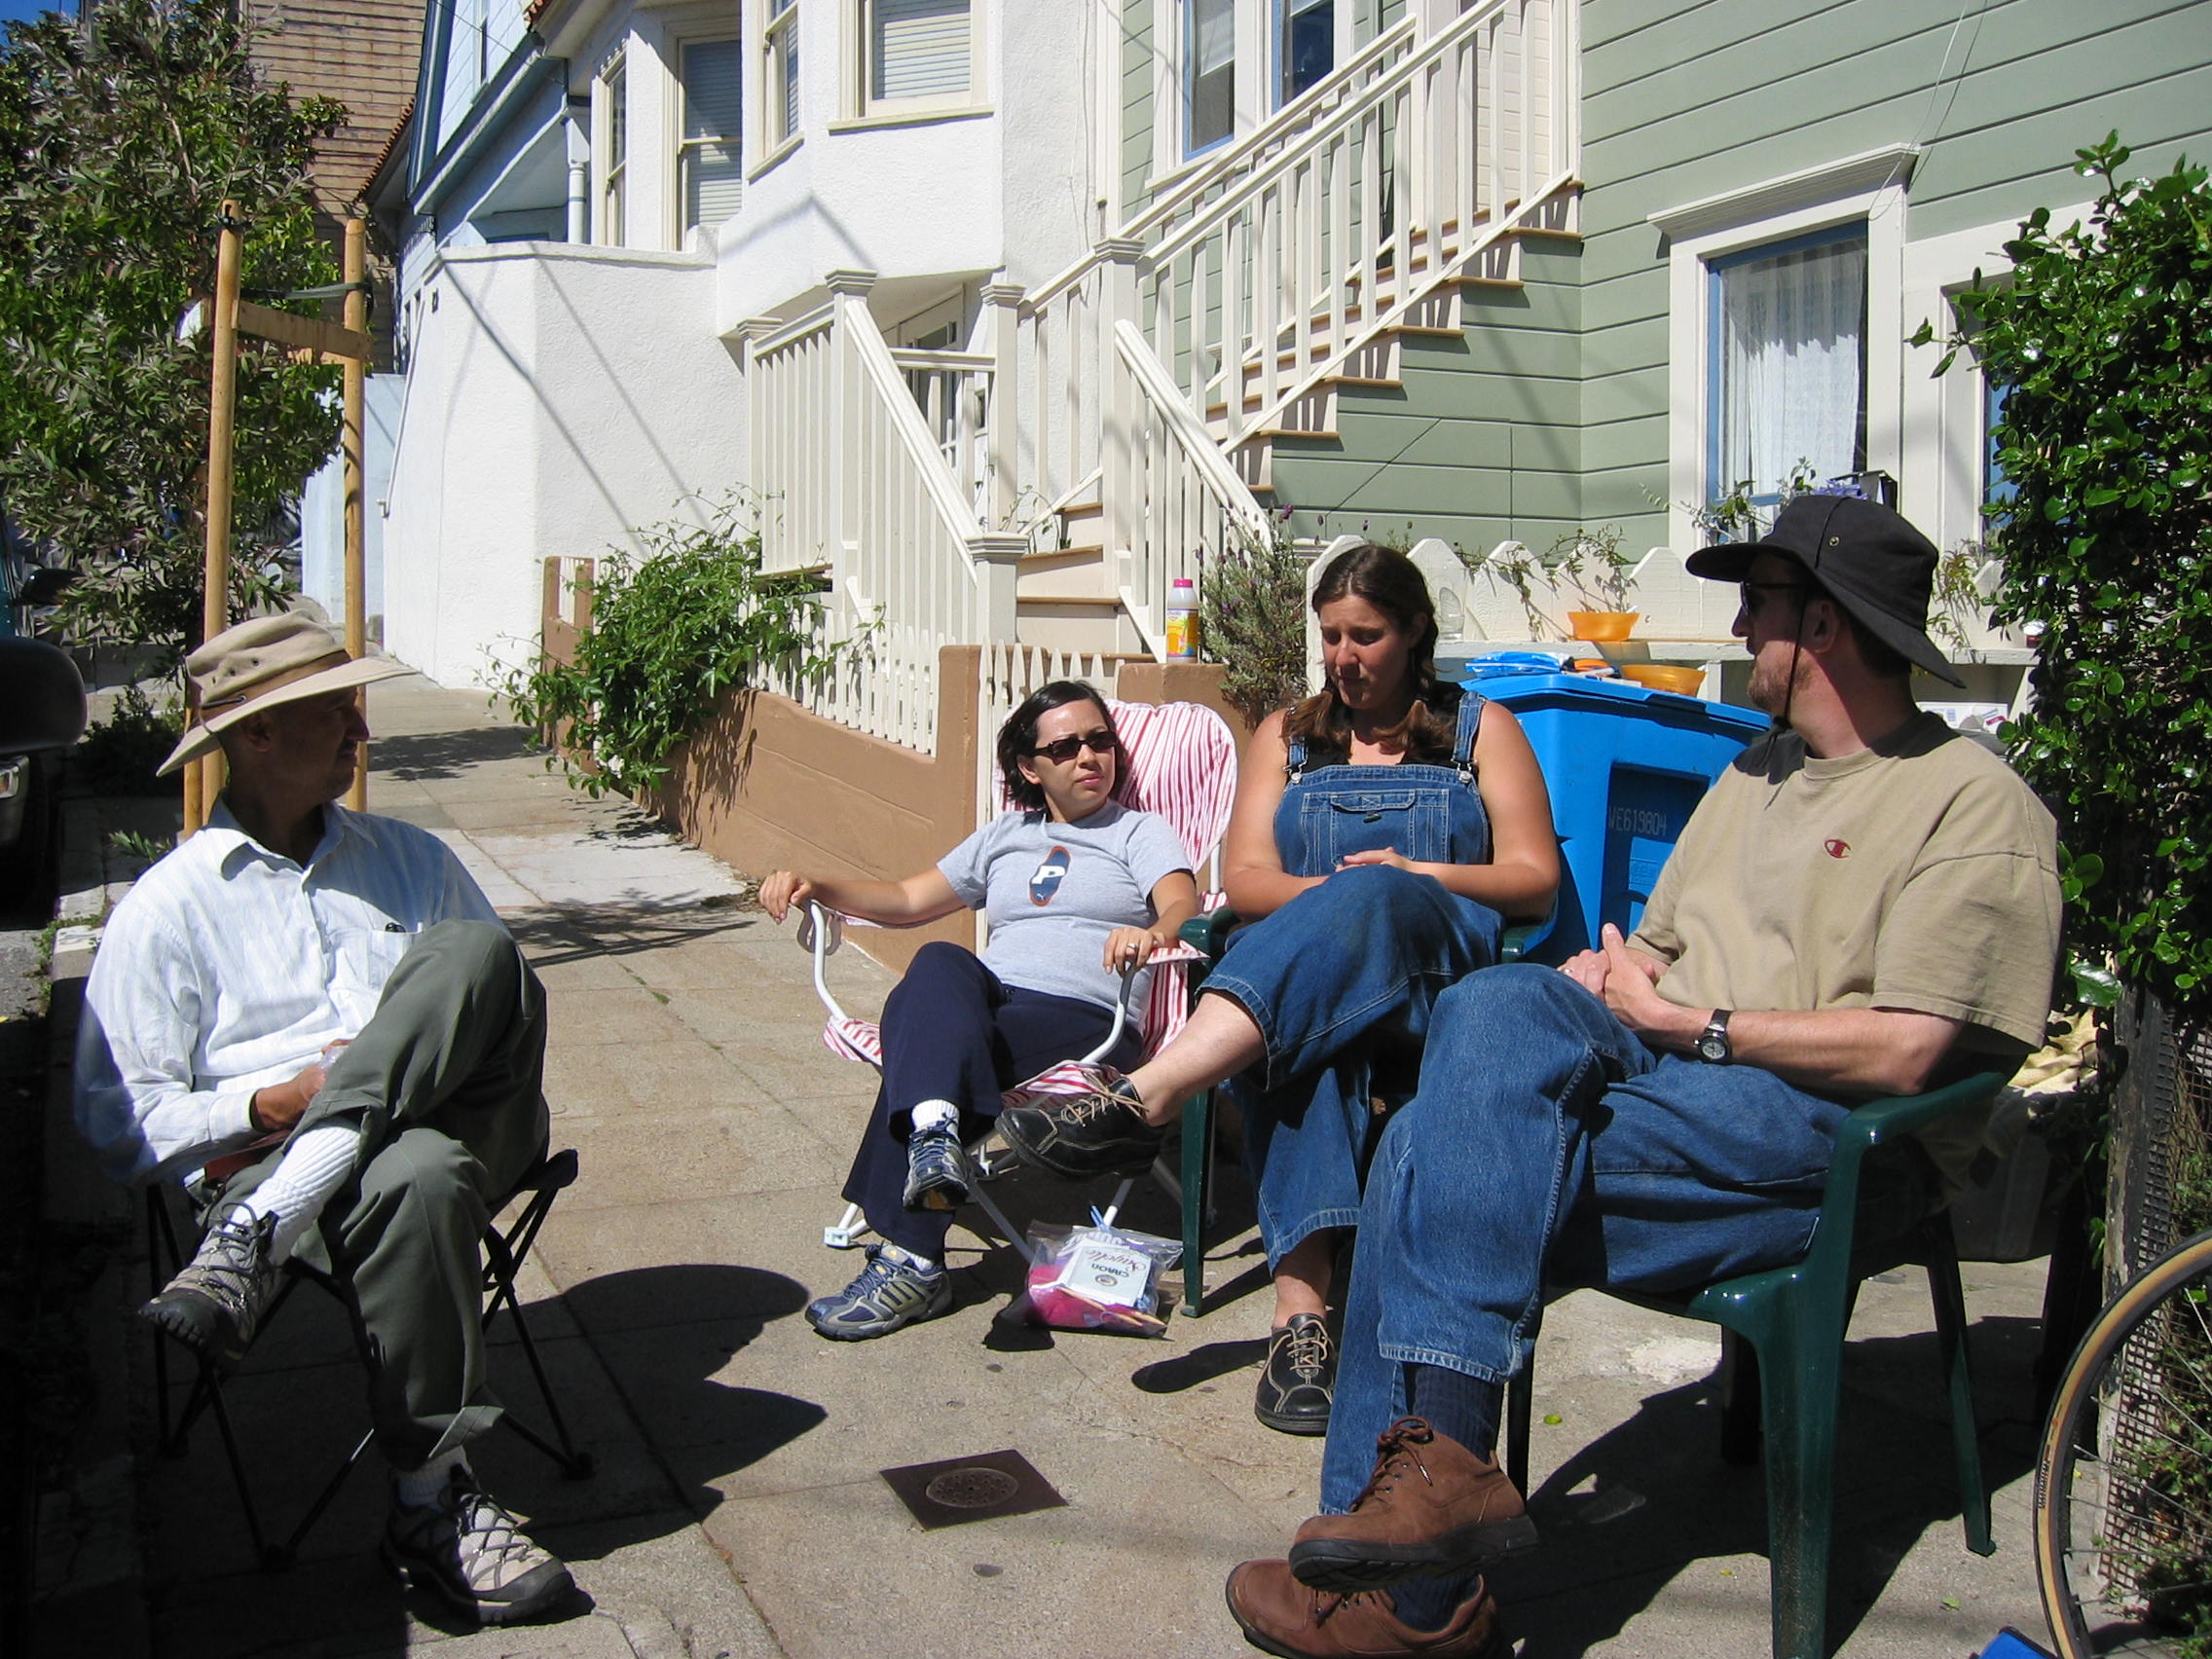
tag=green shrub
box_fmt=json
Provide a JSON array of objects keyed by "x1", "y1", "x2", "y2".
[
  {"x1": 1931, "y1": 135, "x2": 2212, "y2": 1009},
  {"x1": 499, "y1": 497, "x2": 845, "y2": 798},
  {"x1": 1200, "y1": 517, "x2": 1309, "y2": 725}
]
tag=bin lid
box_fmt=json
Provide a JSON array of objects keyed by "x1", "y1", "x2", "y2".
[{"x1": 1463, "y1": 670, "x2": 1773, "y2": 737}]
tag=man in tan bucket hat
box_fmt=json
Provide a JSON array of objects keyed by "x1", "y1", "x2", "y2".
[{"x1": 75, "y1": 610, "x2": 573, "y2": 1626}]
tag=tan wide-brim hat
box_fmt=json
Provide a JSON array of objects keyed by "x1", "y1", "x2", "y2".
[{"x1": 158, "y1": 610, "x2": 412, "y2": 776}]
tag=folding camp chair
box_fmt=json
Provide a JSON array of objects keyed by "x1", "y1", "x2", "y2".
[
  {"x1": 805, "y1": 698, "x2": 1237, "y2": 1277},
  {"x1": 145, "y1": 1147, "x2": 595, "y2": 1571}
]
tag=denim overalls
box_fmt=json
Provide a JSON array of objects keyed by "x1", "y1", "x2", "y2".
[{"x1": 1203, "y1": 687, "x2": 1506, "y2": 1270}]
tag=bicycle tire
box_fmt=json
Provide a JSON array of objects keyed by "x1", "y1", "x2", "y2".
[{"x1": 2036, "y1": 1226, "x2": 2212, "y2": 1659}]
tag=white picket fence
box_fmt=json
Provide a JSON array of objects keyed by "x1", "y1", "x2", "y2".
[{"x1": 760, "y1": 617, "x2": 950, "y2": 754}]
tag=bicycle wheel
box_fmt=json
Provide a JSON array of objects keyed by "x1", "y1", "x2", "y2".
[{"x1": 2036, "y1": 1228, "x2": 2212, "y2": 1658}]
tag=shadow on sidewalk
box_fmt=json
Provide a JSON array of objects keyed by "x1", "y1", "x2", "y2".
[{"x1": 1490, "y1": 1316, "x2": 2043, "y2": 1658}]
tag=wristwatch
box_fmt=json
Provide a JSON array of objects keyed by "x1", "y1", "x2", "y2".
[{"x1": 1695, "y1": 1009, "x2": 1734, "y2": 1064}]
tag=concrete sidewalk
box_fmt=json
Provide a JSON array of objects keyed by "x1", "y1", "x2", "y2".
[{"x1": 50, "y1": 676, "x2": 2055, "y2": 1659}]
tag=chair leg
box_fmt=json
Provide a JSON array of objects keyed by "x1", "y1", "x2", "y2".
[
  {"x1": 1504, "y1": 1367, "x2": 1533, "y2": 1495},
  {"x1": 1733, "y1": 1296, "x2": 1847, "y2": 1659},
  {"x1": 1180, "y1": 1089, "x2": 1212, "y2": 1316},
  {"x1": 1921, "y1": 1230, "x2": 1992, "y2": 1555},
  {"x1": 1718, "y1": 1328, "x2": 1763, "y2": 1467}
]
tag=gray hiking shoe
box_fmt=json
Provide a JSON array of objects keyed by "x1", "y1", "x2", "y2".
[
  {"x1": 138, "y1": 1203, "x2": 280, "y2": 1372},
  {"x1": 806, "y1": 1244, "x2": 953, "y2": 1341},
  {"x1": 903, "y1": 1124, "x2": 972, "y2": 1211},
  {"x1": 384, "y1": 1468, "x2": 573, "y2": 1625}
]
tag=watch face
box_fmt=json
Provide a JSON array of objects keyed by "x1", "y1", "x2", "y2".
[{"x1": 1697, "y1": 1033, "x2": 1729, "y2": 1063}]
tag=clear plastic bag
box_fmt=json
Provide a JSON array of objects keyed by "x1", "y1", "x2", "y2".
[{"x1": 1010, "y1": 1219, "x2": 1182, "y2": 1336}]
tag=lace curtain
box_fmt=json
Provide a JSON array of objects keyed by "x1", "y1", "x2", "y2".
[{"x1": 1714, "y1": 235, "x2": 1867, "y2": 499}]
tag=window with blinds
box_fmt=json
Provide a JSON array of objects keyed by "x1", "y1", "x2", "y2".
[
  {"x1": 681, "y1": 39, "x2": 744, "y2": 232},
  {"x1": 765, "y1": 0, "x2": 800, "y2": 151},
  {"x1": 600, "y1": 58, "x2": 627, "y2": 245},
  {"x1": 864, "y1": 0, "x2": 973, "y2": 109},
  {"x1": 1186, "y1": 0, "x2": 1234, "y2": 154}
]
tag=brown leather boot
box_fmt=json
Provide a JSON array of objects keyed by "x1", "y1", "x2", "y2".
[
  {"x1": 1288, "y1": 1417, "x2": 1536, "y2": 1591},
  {"x1": 1225, "y1": 1559, "x2": 1508, "y2": 1659}
]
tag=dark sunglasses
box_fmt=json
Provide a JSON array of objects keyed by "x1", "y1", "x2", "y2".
[
  {"x1": 1738, "y1": 579, "x2": 1813, "y2": 611},
  {"x1": 1031, "y1": 728, "x2": 1117, "y2": 763}
]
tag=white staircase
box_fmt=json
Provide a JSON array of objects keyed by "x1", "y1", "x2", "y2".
[{"x1": 745, "y1": 0, "x2": 1584, "y2": 733}]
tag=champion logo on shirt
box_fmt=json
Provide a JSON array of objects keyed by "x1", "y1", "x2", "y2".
[
  {"x1": 1824, "y1": 838, "x2": 1852, "y2": 860},
  {"x1": 1030, "y1": 845, "x2": 1073, "y2": 904}
]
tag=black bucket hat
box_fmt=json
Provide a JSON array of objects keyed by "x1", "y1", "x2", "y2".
[{"x1": 1685, "y1": 495, "x2": 1965, "y2": 686}]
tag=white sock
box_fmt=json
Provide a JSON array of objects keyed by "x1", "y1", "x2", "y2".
[
  {"x1": 238, "y1": 1123, "x2": 360, "y2": 1264},
  {"x1": 908, "y1": 1099, "x2": 959, "y2": 1135},
  {"x1": 877, "y1": 1242, "x2": 942, "y2": 1274},
  {"x1": 394, "y1": 1449, "x2": 470, "y2": 1508}
]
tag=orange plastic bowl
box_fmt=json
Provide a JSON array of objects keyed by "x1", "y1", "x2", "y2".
[
  {"x1": 1567, "y1": 610, "x2": 1638, "y2": 643},
  {"x1": 1618, "y1": 663, "x2": 1707, "y2": 695}
]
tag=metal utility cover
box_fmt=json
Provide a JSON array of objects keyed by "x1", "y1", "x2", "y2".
[{"x1": 878, "y1": 1448, "x2": 1067, "y2": 1530}]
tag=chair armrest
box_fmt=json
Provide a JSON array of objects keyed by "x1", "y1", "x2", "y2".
[
  {"x1": 1808, "y1": 1070, "x2": 2007, "y2": 1281},
  {"x1": 1181, "y1": 906, "x2": 1240, "y2": 960},
  {"x1": 1831, "y1": 1072, "x2": 2009, "y2": 1157}
]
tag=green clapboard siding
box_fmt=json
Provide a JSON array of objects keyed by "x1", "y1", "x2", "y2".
[
  {"x1": 1123, "y1": 0, "x2": 1156, "y2": 220},
  {"x1": 1571, "y1": 0, "x2": 2212, "y2": 530}
]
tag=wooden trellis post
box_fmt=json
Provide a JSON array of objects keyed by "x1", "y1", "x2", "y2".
[{"x1": 183, "y1": 205, "x2": 375, "y2": 836}]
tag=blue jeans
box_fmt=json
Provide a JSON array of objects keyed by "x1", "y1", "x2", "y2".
[
  {"x1": 1317, "y1": 964, "x2": 1850, "y2": 1512},
  {"x1": 1204, "y1": 865, "x2": 1500, "y2": 1269}
]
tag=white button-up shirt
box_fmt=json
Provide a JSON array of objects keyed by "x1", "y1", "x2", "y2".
[{"x1": 75, "y1": 801, "x2": 500, "y2": 1186}]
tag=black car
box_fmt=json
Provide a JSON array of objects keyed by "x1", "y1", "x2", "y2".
[{"x1": 0, "y1": 633, "x2": 89, "y2": 916}]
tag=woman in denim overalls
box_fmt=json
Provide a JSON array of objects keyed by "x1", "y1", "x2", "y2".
[{"x1": 997, "y1": 546, "x2": 1558, "y2": 1432}]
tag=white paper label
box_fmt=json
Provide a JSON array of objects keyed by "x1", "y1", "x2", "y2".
[{"x1": 1054, "y1": 1236, "x2": 1153, "y2": 1309}]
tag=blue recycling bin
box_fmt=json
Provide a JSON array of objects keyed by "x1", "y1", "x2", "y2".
[{"x1": 1463, "y1": 667, "x2": 1771, "y2": 964}]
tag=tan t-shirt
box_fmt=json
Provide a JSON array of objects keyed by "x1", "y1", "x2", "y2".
[{"x1": 1629, "y1": 713, "x2": 2061, "y2": 1190}]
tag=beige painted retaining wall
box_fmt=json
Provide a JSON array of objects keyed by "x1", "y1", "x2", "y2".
[{"x1": 541, "y1": 561, "x2": 1245, "y2": 975}]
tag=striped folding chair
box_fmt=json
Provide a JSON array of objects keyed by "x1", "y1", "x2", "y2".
[{"x1": 803, "y1": 699, "x2": 1237, "y2": 1283}]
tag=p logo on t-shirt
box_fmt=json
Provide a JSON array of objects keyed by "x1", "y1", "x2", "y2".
[{"x1": 1030, "y1": 845, "x2": 1072, "y2": 905}]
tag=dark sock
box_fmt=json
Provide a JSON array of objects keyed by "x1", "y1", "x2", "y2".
[
  {"x1": 1406, "y1": 1362, "x2": 1502, "y2": 1461},
  {"x1": 1391, "y1": 1571, "x2": 1477, "y2": 1633}
]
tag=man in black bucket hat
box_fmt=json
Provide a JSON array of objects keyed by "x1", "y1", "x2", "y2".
[
  {"x1": 1685, "y1": 493, "x2": 1966, "y2": 688},
  {"x1": 1222, "y1": 500, "x2": 2060, "y2": 1659}
]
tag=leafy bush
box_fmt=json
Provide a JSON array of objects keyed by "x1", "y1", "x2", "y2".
[
  {"x1": 0, "y1": 0, "x2": 344, "y2": 669},
  {"x1": 1200, "y1": 517, "x2": 1309, "y2": 724},
  {"x1": 77, "y1": 684, "x2": 183, "y2": 796},
  {"x1": 1932, "y1": 135, "x2": 2212, "y2": 1008},
  {"x1": 499, "y1": 498, "x2": 844, "y2": 798}
]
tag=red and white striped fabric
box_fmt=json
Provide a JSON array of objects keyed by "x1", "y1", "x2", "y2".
[{"x1": 823, "y1": 1016, "x2": 884, "y2": 1067}]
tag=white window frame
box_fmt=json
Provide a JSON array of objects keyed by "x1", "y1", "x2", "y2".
[
  {"x1": 594, "y1": 53, "x2": 628, "y2": 246},
  {"x1": 843, "y1": 0, "x2": 986, "y2": 124},
  {"x1": 1899, "y1": 206, "x2": 2087, "y2": 558},
  {"x1": 675, "y1": 34, "x2": 745, "y2": 237},
  {"x1": 754, "y1": 0, "x2": 802, "y2": 176},
  {"x1": 1273, "y1": 0, "x2": 1348, "y2": 111},
  {"x1": 1651, "y1": 146, "x2": 1916, "y2": 552}
]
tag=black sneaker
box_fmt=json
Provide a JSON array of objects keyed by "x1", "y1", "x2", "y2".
[
  {"x1": 384, "y1": 1469, "x2": 573, "y2": 1625},
  {"x1": 1254, "y1": 1312, "x2": 1336, "y2": 1435},
  {"x1": 138, "y1": 1204, "x2": 280, "y2": 1371},
  {"x1": 997, "y1": 1073, "x2": 1166, "y2": 1181},
  {"x1": 903, "y1": 1124, "x2": 971, "y2": 1211}
]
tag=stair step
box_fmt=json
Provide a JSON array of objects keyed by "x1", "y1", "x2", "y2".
[
  {"x1": 1018, "y1": 544, "x2": 1106, "y2": 566},
  {"x1": 1017, "y1": 593, "x2": 1124, "y2": 609}
]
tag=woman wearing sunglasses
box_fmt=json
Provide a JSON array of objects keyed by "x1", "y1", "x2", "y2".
[
  {"x1": 758, "y1": 681, "x2": 1199, "y2": 1341},
  {"x1": 1000, "y1": 544, "x2": 1558, "y2": 1431}
]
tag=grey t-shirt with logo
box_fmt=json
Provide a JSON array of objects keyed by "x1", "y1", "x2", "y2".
[{"x1": 938, "y1": 800, "x2": 1192, "y2": 1014}]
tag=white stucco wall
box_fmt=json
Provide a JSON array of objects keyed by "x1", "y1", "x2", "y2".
[
  {"x1": 711, "y1": 0, "x2": 1103, "y2": 330},
  {"x1": 383, "y1": 240, "x2": 742, "y2": 688}
]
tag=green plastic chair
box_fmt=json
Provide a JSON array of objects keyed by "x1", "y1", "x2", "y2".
[{"x1": 1503, "y1": 1071, "x2": 2003, "y2": 1659}]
